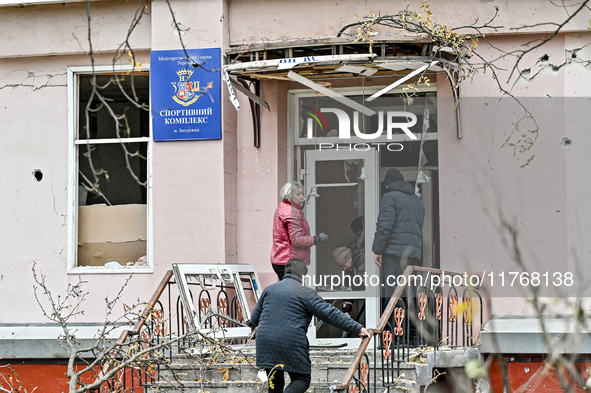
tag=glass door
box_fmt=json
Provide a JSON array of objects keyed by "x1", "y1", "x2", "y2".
[
  {"x1": 379, "y1": 168, "x2": 435, "y2": 270},
  {"x1": 304, "y1": 148, "x2": 380, "y2": 346}
]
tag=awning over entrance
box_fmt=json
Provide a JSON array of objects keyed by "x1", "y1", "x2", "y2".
[
  {"x1": 222, "y1": 39, "x2": 462, "y2": 140},
  {"x1": 223, "y1": 38, "x2": 460, "y2": 79},
  {"x1": 224, "y1": 54, "x2": 456, "y2": 80}
]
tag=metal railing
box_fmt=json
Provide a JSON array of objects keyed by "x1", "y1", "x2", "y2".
[
  {"x1": 86, "y1": 265, "x2": 483, "y2": 392},
  {"x1": 336, "y1": 266, "x2": 484, "y2": 392},
  {"x1": 84, "y1": 271, "x2": 173, "y2": 392},
  {"x1": 88, "y1": 268, "x2": 252, "y2": 392}
]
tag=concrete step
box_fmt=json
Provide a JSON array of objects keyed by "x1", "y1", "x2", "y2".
[
  {"x1": 145, "y1": 379, "x2": 420, "y2": 393},
  {"x1": 172, "y1": 346, "x2": 431, "y2": 365},
  {"x1": 157, "y1": 362, "x2": 259, "y2": 384},
  {"x1": 158, "y1": 360, "x2": 420, "y2": 384},
  {"x1": 148, "y1": 347, "x2": 478, "y2": 393},
  {"x1": 145, "y1": 381, "x2": 333, "y2": 393},
  {"x1": 160, "y1": 346, "x2": 452, "y2": 383},
  {"x1": 173, "y1": 348, "x2": 364, "y2": 364}
]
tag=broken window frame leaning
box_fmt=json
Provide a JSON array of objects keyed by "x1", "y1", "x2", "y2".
[
  {"x1": 172, "y1": 263, "x2": 263, "y2": 340},
  {"x1": 66, "y1": 65, "x2": 153, "y2": 274}
]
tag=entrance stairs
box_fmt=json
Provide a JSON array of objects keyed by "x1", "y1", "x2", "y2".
[{"x1": 144, "y1": 346, "x2": 480, "y2": 393}]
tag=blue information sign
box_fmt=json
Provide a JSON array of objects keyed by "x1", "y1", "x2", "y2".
[{"x1": 150, "y1": 48, "x2": 222, "y2": 141}]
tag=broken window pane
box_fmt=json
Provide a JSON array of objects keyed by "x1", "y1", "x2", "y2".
[{"x1": 75, "y1": 73, "x2": 150, "y2": 268}]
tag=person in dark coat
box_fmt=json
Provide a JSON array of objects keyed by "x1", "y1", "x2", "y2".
[
  {"x1": 372, "y1": 168, "x2": 425, "y2": 299},
  {"x1": 248, "y1": 258, "x2": 369, "y2": 393}
]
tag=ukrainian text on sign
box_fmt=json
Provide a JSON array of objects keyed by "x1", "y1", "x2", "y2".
[{"x1": 150, "y1": 48, "x2": 222, "y2": 141}]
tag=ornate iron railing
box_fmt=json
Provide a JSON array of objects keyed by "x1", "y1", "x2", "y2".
[
  {"x1": 86, "y1": 265, "x2": 483, "y2": 392},
  {"x1": 87, "y1": 266, "x2": 254, "y2": 392},
  {"x1": 337, "y1": 266, "x2": 484, "y2": 393}
]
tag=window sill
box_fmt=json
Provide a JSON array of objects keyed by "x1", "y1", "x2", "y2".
[{"x1": 68, "y1": 266, "x2": 154, "y2": 275}]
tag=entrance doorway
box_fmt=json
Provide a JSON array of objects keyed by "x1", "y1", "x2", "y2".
[
  {"x1": 304, "y1": 148, "x2": 380, "y2": 345},
  {"x1": 290, "y1": 87, "x2": 439, "y2": 346}
]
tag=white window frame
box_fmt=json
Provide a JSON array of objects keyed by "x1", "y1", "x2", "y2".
[{"x1": 66, "y1": 65, "x2": 153, "y2": 274}]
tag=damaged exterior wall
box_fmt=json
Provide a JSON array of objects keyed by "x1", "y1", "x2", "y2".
[
  {"x1": 1, "y1": 0, "x2": 151, "y2": 57},
  {"x1": 0, "y1": 0, "x2": 591, "y2": 328},
  {"x1": 564, "y1": 34, "x2": 591, "y2": 278},
  {"x1": 439, "y1": 32, "x2": 591, "y2": 314},
  {"x1": 0, "y1": 0, "x2": 236, "y2": 323},
  {"x1": 228, "y1": 0, "x2": 591, "y2": 46}
]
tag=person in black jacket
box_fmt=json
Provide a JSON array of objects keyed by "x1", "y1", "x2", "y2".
[
  {"x1": 249, "y1": 258, "x2": 369, "y2": 393},
  {"x1": 372, "y1": 168, "x2": 425, "y2": 300}
]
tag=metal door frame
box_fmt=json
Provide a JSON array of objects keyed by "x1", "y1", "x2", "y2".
[{"x1": 304, "y1": 148, "x2": 380, "y2": 346}]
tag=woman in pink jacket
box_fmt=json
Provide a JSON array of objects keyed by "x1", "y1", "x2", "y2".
[{"x1": 270, "y1": 181, "x2": 328, "y2": 280}]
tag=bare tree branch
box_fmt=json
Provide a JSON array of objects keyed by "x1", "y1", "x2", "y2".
[
  {"x1": 504, "y1": 0, "x2": 591, "y2": 82},
  {"x1": 32, "y1": 262, "x2": 257, "y2": 393}
]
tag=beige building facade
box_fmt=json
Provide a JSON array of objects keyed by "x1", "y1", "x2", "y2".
[{"x1": 1, "y1": 0, "x2": 591, "y2": 342}]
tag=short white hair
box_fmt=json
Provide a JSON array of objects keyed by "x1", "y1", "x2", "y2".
[{"x1": 280, "y1": 181, "x2": 303, "y2": 201}]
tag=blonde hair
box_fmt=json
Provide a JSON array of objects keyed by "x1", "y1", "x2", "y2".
[{"x1": 280, "y1": 181, "x2": 303, "y2": 202}]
